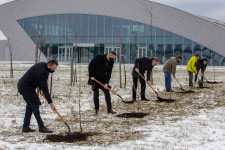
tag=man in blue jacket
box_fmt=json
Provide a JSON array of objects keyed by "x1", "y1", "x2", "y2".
[{"x1": 17, "y1": 60, "x2": 58, "y2": 133}]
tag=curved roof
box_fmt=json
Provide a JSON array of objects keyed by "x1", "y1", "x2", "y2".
[
  {"x1": 197, "y1": 15, "x2": 225, "y2": 29},
  {"x1": 0, "y1": 0, "x2": 225, "y2": 61}
]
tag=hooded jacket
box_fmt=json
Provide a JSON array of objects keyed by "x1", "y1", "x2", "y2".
[{"x1": 186, "y1": 56, "x2": 198, "y2": 73}]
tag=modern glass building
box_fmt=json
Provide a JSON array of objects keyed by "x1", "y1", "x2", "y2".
[
  {"x1": 17, "y1": 14, "x2": 225, "y2": 65},
  {"x1": 1, "y1": 0, "x2": 225, "y2": 65}
]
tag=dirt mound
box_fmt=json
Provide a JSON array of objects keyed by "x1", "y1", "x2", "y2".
[
  {"x1": 157, "y1": 99, "x2": 176, "y2": 103},
  {"x1": 45, "y1": 132, "x2": 97, "y2": 143},
  {"x1": 196, "y1": 87, "x2": 211, "y2": 89},
  {"x1": 206, "y1": 81, "x2": 221, "y2": 84},
  {"x1": 116, "y1": 113, "x2": 149, "y2": 118},
  {"x1": 176, "y1": 91, "x2": 195, "y2": 93}
]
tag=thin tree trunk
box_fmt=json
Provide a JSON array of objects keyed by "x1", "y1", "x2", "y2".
[
  {"x1": 35, "y1": 41, "x2": 39, "y2": 64},
  {"x1": 38, "y1": 25, "x2": 46, "y2": 62},
  {"x1": 8, "y1": 39, "x2": 13, "y2": 79},
  {"x1": 78, "y1": 65, "x2": 82, "y2": 132},
  {"x1": 74, "y1": 47, "x2": 77, "y2": 84},
  {"x1": 70, "y1": 47, "x2": 74, "y2": 86},
  {"x1": 123, "y1": 56, "x2": 126, "y2": 89},
  {"x1": 47, "y1": 47, "x2": 53, "y2": 96},
  {"x1": 73, "y1": 33, "x2": 78, "y2": 84},
  {"x1": 119, "y1": 47, "x2": 122, "y2": 88},
  {"x1": 47, "y1": 47, "x2": 50, "y2": 61},
  {"x1": 150, "y1": 8, "x2": 154, "y2": 85}
]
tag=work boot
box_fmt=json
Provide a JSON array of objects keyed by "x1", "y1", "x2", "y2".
[
  {"x1": 166, "y1": 90, "x2": 175, "y2": 92},
  {"x1": 22, "y1": 127, "x2": 36, "y2": 133},
  {"x1": 39, "y1": 127, "x2": 53, "y2": 133},
  {"x1": 95, "y1": 109, "x2": 99, "y2": 115},
  {"x1": 141, "y1": 98, "x2": 149, "y2": 101},
  {"x1": 108, "y1": 109, "x2": 117, "y2": 114}
]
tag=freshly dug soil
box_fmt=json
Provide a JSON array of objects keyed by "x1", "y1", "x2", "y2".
[
  {"x1": 206, "y1": 81, "x2": 221, "y2": 84},
  {"x1": 123, "y1": 100, "x2": 135, "y2": 104},
  {"x1": 157, "y1": 99, "x2": 176, "y2": 103},
  {"x1": 45, "y1": 132, "x2": 97, "y2": 143},
  {"x1": 197, "y1": 87, "x2": 211, "y2": 89},
  {"x1": 116, "y1": 113, "x2": 149, "y2": 118},
  {"x1": 176, "y1": 91, "x2": 195, "y2": 93}
]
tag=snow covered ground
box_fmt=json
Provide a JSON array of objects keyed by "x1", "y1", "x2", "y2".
[{"x1": 0, "y1": 62, "x2": 225, "y2": 150}]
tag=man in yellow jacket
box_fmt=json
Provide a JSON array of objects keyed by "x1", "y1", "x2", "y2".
[{"x1": 186, "y1": 54, "x2": 200, "y2": 88}]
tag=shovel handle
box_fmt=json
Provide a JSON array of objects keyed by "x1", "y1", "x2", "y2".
[
  {"x1": 94, "y1": 79, "x2": 118, "y2": 95},
  {"x1": 174, "y1": 77, "x2": 182, "y2": 87},
  {"x1": 136, "y1": 71, "x2": 157, "y2": 94},
  {"x1": 41, "y1": 94, "x2": 67, "y2": 123},
  {"x1": 55, "y1": 110, "x2": 66, "y2": 123},
  {"x1": 86, "y1": 74, "x2": 118, "y2": 96}
]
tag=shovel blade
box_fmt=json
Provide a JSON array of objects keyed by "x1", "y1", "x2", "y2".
[
  {"x1": 118, "y1": 95, "x2": 134, "y2": 104},
  {"x1": 123, "y1": 101, "x2": 134, "y2": 104},
  {"x1": 66, "y1": 132, "x2": 77, "y2": 136}
]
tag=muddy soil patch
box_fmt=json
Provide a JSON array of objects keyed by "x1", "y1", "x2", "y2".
[
  {"x1": 116, "y1": 113, "x2": 149, "y2": 118},
  {"x1": 157, "y1": 99, "x2": 176, "y2": 103},
  {"x1": 176, "y1": 91, "x2": 195, "y2": 94},
  {"x1": 206, "y1": 81, "x2": 222, "y2": 84},
  {"x1": 196, "y1": 87, "x2": 211, "y2": 89},
  {"x1": 45, "y1": 132, "x2": 98, "y2": 143}
]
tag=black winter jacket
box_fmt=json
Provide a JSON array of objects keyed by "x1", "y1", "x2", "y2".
[
  {"x1": 88, "y1": 55, "x2": 114, "y2": 85},
  {"x1": 17, "y1": 62, "x2": 52, "y2": 105},
  {"x1": 196, "y1": 59, "x2": 207, "y2": 72},
  {"x1": 132, "y1": 57, "x2": 154, "y2": 81}
]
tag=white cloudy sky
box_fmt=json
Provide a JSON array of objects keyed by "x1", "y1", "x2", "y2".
[
  {"x1": 150, "y1": 0, "x2": 225, "y2": 22},
  {"x1": 0, "y1": 0, "x2": 225, "y2": 40}
]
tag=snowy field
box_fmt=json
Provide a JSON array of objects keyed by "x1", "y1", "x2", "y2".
[{"x1": 0, "y1": 61, "x2": 225, "y2": 150}]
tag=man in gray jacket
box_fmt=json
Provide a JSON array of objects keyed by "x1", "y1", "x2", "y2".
[{"x1": 163, "y1": 56, "x2": 182, "y2": 92}]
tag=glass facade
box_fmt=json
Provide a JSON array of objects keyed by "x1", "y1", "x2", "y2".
[{"x1": 18, "y1": 14, "x2": 225, "y2": 65}]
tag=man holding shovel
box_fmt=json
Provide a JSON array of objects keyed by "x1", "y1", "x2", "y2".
[
  {"x1": 17, "y1": 60, "x2": 58, "y2": 133},
  {"x1": 88, "y1": 51, "x2": 117, "y2": 115},
  {"x1": 163, "y1": 56, "x2": 182, "y2": 92},
  {"x1": 195, "y1": 58, "x2": 207, "y2": 82},
  {"x1": 132, "y1": 57, "x2": 160, "y2": 102},
  {"x1": 186, "y1": 54, "x2": 200, "y2": 88}
]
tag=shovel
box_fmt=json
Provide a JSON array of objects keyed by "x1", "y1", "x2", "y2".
[
  {"x1": 197, "y1": 74, "x2": 204, "y2": 87},
  {"x1": 42, "y1": 94, "x2": 76, "y2": 135},
  {"x1": 174, "y1": 76, "x2": 194, "y2": 93},
  {"x1": 174, "y1": 77, "x2": 187, "y2": 92},
  {"x1": 136, "y1": 71, "x2": 164, "y2": 101},
  {"x1": 203, "y1": 76, "x2": 219, "y2": 84},
  {"x1": 87, "y1": 75, "x2": 134, "y2": 104},
  {"x1": 54, "y1": 110, "x2": 76, "y2": 135}
]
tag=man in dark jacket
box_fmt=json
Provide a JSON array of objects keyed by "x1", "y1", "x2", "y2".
[
  {"x1": 17, "y1": 60, "x2": 58, "y2": 133},
  {"x1": 88, "y1": 51, "x2": 117, "y2": 115},
  {"x1": 132, "y1": 57, "x2": 160, "y2": 102},
  {"x1": 195, "y1": 58, "x2": 207, "y2": 82}
]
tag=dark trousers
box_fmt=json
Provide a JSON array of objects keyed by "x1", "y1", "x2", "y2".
[
  {"x1": 164, "y1": 72, "x2": 171, "y2": 91},
  {"x1": 132, "y1": 76, "x2": 146, "y2": 100},
  {"x1": 195, "y1": 69, "x2": 204, "y2": 82},
  {"x1": 188, "y1": 71, "x2": 193, "y2": 87},
  {"x1": 23, "y1": 103, "x2": 44, "y2": 129},
  {"x1": 93, "y1": 85, "x2": 112, "y2": 111}
]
